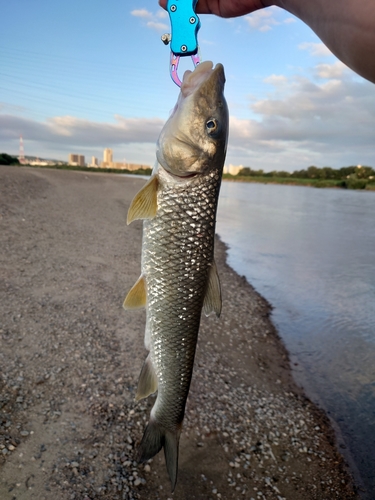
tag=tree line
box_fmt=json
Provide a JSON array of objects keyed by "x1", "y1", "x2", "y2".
[
  {"x1": 238, "y1": 165, "x2": 375, "y2": 181},
  {"x1": 0, "y1": 153, "x2": 20, "y2": 165}
]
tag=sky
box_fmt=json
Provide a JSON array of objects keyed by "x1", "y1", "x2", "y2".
[{"x1": 1, "y1": 0, "x2": 374, "y2": 172}]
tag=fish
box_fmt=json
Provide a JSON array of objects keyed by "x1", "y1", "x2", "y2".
[{"x1": 124, "y1": 60, "x2": 229, "y2": 490}]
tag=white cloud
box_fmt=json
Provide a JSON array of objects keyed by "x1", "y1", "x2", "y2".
[
  {"x1": 0, "y1": 113, "x2": 165, "y2": 163},
  {"x1": 226, "y1": 66, "x2": 375, "y2": 170},
  {"x1": 283, "y1": 17, "x2": 297, "y2": 24},
  {"x1": 299, "y1": 42, "x2": 332, "y2": 57},
  {"x1": 263, "y1": 74, "x2": 288, "y2": 86},
  {"x1": 146, "y1": 21, "x2": 169, "y2": 31},
  {"x1": 131, "y1": 8, "x2": 168, "y2": 32},
  {"x1": 245, "y1": 10, "x2": 279, "y2": 32},
  {"x1": 1, "y1": 64, "x2": 374, "y2": 171},
  {"x1": 156, "y1": 10, "x2": 168, "y2": 19},
  {"x1": 131, "y1": 9, "x2": 152, "y2": 19},
  {"x1": 244, "y1": 7, "x2": 296, "y2": 32},
  {"x1": 314, "y1": 61, "x2": 347, "y2": 79},
  {"x1": 0, "y1": 114, "x2": 164, "y2": 154}
]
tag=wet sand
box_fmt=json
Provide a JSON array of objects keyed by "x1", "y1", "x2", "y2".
[{"x1": 0, "y1": 166, "x2": 358, "y2": 499}]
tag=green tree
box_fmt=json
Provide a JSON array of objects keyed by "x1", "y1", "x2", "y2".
[
  {"x1": 0, "y1": 153, "x2": 20, "y2": 165},
  {"x1": 356, "y1": 165, "x2": 375, "y2": 179},
  {"x1": 238, "y1": 167, "x2": 252, "y2": 176},
  {"x1": 338, "y1": 166, "x2": 357, "y2": 178}
]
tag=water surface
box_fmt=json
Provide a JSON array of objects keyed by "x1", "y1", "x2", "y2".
[{"x1": 216, "y1": 182, "x2": 375, "y2": 497}]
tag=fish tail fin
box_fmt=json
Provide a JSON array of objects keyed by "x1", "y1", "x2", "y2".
[
  {"x1": 164, "y1": 430, "x2": 179, "y2": 492},
  {"x1": 137, "y1": 418, "x2": 180, "y2": 492}
]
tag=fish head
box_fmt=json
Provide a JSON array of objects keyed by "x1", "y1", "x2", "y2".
[{"x1": 156, "y1": 61, "x2": 229, "y2": 178}]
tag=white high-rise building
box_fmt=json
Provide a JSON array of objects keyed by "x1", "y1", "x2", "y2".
[
  {"x1": 223, "y1": 164, "x2": 243, "y2": 175},
  {"x1": 103, "y1": 148, "x2": 113, "y2": 163}
]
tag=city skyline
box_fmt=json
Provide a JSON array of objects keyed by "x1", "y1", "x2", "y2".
[{"x1": 67, "y1": 147, "x2": 151, "y2": 171}]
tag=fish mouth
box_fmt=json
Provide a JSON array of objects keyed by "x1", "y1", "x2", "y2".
[
  {"x1": 169, "y1": 61, "x2": 225, "y2": 123},
  {"x1": 181, "y1": 61, "x2": 224, "y2": 98},
  {"x1": 167, "y1": 62, "x2": 224, "y2": 120}
]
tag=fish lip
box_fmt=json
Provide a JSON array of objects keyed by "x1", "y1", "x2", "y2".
[{"x1": 181, "y1": 62, "x2": 224, "y2": 98}]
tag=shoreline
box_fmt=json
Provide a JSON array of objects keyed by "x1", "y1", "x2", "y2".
[
  {"x1": 222, "y1": 175, "x2": 375, "y2": 191},
  {"x1": 6, "y1": 163, "x2": 375, "y2": 191},
  {"x1": 0, "y1": 166, "x2": 359, "y2": 499},
  {"x1": 5, "y1": 164, "x2": 375, "y2": 191}
]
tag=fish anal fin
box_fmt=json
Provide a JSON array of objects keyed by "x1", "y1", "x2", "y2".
[
  {"x1": 135, "y1": 355, "x2": 158, "y2": 401},
  {"x1": 127, "y1": 175, "x2": 158, "y2": 224},
  {"x1": 123, "y1": 275, "x2": 147, "y2": 310},
  {"x1": 203, "y1": 260, "x2": 222, "y2": 318}
]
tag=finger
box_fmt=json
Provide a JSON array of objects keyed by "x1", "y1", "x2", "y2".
[{"x1": 158, "y1": 0, "x2": 214, "y2": 15}]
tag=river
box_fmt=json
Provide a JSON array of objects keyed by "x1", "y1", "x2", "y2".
[{"x1": 216, "y1": 181, "x2": 375, "y2": 498}]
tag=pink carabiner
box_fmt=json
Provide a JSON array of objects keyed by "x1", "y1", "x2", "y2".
[{"x1": 170, "y1": 51, "x2": 200, "y2": 87}]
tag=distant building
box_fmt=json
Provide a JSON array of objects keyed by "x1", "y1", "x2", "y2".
[
  {"x1": 103, "y1": 148, "x2": 113, "y2": 164},
  {"x1": 100, "y1": 148, "x2": 150, "y2": 171},
  {"x1": 224, "y1": 164, "x2": 243, "y2": 175},
  {"x1": 68, "y1": 154, "x2": 85, "y2": 166},
  {"x1": 29, "y1": 160, "x2": 50, "y2": 166},
  {"x1": 101, "y1": 160, "x2": 150, "y2": 171},
  {"x1": 90, "y1": 156, "x2": 99, "y2": 167}
]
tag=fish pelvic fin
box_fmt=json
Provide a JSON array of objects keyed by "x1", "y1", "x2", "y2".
[
  {"x1": 127, "y1": 175, "x2": 158, "y2": 224},
  {"x1": 123, "y1": 275, "x2": 147, "y2": 309},
  {"x1": 135, "y1": 354, "x2": 158, "y2": 401},
  {"x1": 203, "y1": 259, "x2": 222, "y2": 317},
  {"x1": 137, "y1": 419, "x2": 180, "y2": 492}
]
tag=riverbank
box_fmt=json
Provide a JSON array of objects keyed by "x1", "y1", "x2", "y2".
[
  {"x1": 223, "y1": 174, "x2": 375, "y2": 191},
  {"x1": 8, "y1": 163, "x2": 375, "y2": 190},
  {"x1": 0, "y1": 166, "x2": 358, "y2": 499}
]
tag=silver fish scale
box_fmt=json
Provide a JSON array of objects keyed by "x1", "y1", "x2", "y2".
[{"x1": 142, "y1": 168, "x2": 222, "y2": 431}]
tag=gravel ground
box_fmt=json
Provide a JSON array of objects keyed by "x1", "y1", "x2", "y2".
[{"x1": 0, "y1": 166, "x2": 358, "y2": 500}]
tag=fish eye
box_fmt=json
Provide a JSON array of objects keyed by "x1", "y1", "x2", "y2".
[{"x1": 206, "y1": 118, "x2": 219, "y2": 135}]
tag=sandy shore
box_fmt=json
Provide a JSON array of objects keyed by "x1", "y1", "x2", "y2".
[{"x1": 0, "y1": 166, "x2": 358, "y2": 499}]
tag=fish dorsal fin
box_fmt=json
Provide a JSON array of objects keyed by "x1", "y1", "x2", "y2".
[
  {"x1": 123, "y1": 275, "x2": 147, "y2": 309},
  {"x1": 203, "y1": 260, "x2": 222, "y2": 317},
  {"x1": 127, "y1": 175, "x2": 158, "y2": 224},
  {"x1": 136, "y1": 354, "x2": 158, "y2": 401}
]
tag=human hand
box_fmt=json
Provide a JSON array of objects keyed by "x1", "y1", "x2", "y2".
[{"x1": 158, "y1": 0, "x2": 268, "y2": 18}]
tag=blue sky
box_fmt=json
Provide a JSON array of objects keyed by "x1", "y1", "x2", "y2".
[{"x1": 1, "y1": 0, "x2": 374, "y2": 171}]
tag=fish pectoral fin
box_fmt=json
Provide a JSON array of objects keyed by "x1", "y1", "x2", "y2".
[
  {"x1": 123, "y1": 275, "x2": 147, "y2": 309},
  {"x1": 135, "y1": 355, "x2": 158, "y2": 401},
  {"x1": 127, "y1": 175, "x2": 159, "y2": 224},
  {"x1": 203, "y1": 260, "x2": 222, "y2": 318}
]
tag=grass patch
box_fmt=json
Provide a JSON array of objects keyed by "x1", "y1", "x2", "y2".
[{"x1": 223, "y1": 174, "x2": 343, "y2": 189}]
